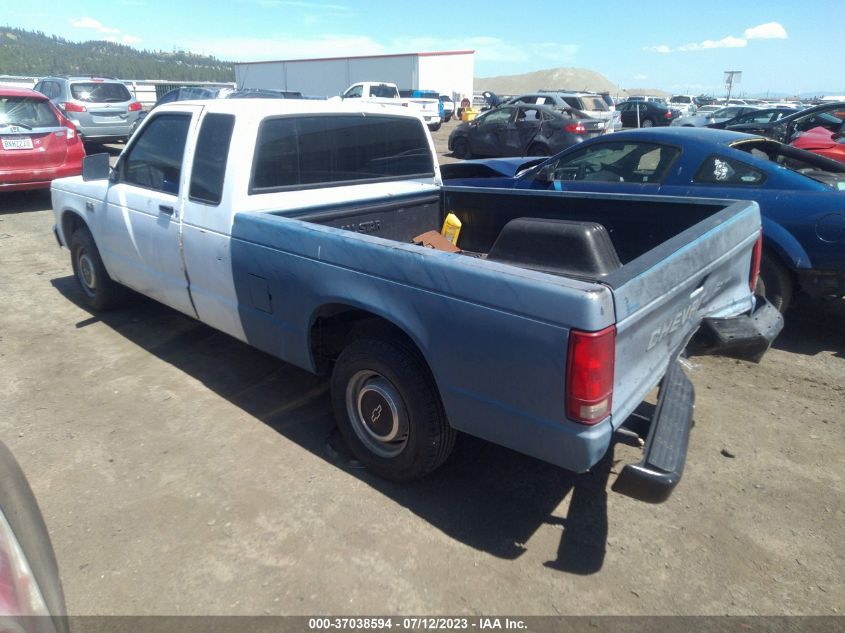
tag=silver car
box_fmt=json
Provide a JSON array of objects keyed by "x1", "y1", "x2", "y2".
[
  {"x1": 34, "y1": 76, "x2": 142, "y2": 143},
  {"x1": 671, "y1": 105, "x2": 761, "y2": 128}
]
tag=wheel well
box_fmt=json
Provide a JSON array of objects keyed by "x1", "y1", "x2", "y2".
[
  {"x1": 309, "y1": 305, "x2": 420, "y2": 376},
  {"x1": 61, "y1": 211, "x2": 87, "y2": 245}
]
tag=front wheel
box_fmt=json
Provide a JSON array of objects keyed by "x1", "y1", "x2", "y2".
[
  {"x1": 452, "y1": 137, "x2": 471, "y2": 159},
  {"x1": 69, "y1": 226, "x2": 124, "y2": 311},
  {"x1": 331, "y1": 337, "x2": 456, "y2": 482},
  {"x1": 429, "y1": 123, "x2": 442, "y2": 132}
]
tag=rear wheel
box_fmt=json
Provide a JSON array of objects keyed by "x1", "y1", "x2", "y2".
[
  {"x1": 640, "y1": 118, "x2": 655, "y2": 128},
  {"x1": 70, "y1": 226, "x2": 124, "y2": 311},
  {"x1": 452, "y1": 137, "x2": 471, "y2": 159},
  {"x1": 331, "y1": 336, "x2": 456, "y2": 482},
  {"x1": 756, "y1": 251, "x2": 793, "y2": 313}
]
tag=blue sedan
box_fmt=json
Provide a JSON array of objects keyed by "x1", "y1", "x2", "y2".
[{"x1": 442, "y1": 127, "x2": 845, "y2": 312}]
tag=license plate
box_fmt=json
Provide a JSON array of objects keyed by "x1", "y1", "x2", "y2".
[{"x1": 2, "y1": 137, "x2": 34, "y2": 150}]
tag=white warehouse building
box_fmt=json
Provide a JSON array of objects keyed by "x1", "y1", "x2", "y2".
[{"x1": 234, "y1": 50, "x2": 475, "y2": 102}]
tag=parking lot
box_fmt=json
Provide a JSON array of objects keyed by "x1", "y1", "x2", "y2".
[{"x1": 1, "y1": 119, "x2": 843, "y2": 616}]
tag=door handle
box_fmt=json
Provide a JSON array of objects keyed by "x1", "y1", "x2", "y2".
[{"x1": 159, "y1": 205, "x2": 174, "y2": 216}]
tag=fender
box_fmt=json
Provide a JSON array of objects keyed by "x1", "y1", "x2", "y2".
[{"x1": 761, "y1": 216, "x2": 812, "y2": 270}]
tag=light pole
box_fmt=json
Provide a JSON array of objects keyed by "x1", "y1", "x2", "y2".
[{"x1": 724, "y1": 71, "x2": 742, "y2": 104}]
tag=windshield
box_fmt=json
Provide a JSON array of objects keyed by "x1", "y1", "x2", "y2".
[
  {"x1": 0, "y1": 96, "x2": 60, "y2": 128},
  {"x1": 71, "y1": 82, "x2": 132, "y2": 103},
  {"x1": 672, "y1": 96, "x2": 691, "y2": 104}
]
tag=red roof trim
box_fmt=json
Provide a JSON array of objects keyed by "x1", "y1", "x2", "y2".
[{"x1": 234, "y1": 50, "x2": 475, "y2": 66}]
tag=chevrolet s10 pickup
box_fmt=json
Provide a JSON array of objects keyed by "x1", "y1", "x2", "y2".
[{"x1": 50, "y1": 99, "x2": 782, "y2": 502}]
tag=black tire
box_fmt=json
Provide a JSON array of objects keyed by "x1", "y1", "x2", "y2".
[
  {"x1": 69, "y1": 226, "x2": 124, "y2": 311},
  {"x1": 756, "y1": 251, "x2": 793, "y2": 313},
  {"x1": 331, "y1": 336, "x2": 456, "y2": 482},
  {"x1": 640, "y1": 118, "x2": 655, "y2": 128},
  {"x1": 429, "y1": 123, "x2": 442, "y2": 132},
  {"x1": 452, "y1": 137, "x2": 471, "y2": 159},
  {"x1": 527, "y1": 143, "x2": 549, "y2": 156}
]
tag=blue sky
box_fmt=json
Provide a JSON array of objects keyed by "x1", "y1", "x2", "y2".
[{"x1": 5, "y1": 0, "x2": 840, "y2": 95}]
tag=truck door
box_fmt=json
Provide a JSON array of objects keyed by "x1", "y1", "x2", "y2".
[{"x1": 100, "y1": 106, "x2": 202, "y2": 317}]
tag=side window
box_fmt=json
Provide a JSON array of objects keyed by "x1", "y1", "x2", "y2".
[
  {"x1": 561, "y1": 97, "x2": 580, "y2": 109},
  {"x1": 478, "y1": 108, "x2": 513, "y2": 126},
  {"x1": 517, "y1": 107, "x2": 541, "y2": 122},
  {"x1": 120, "y1": 113, "x2": 191, "y2": 194},
  {"x1": 189, "y1": 113, "x2": 235, "y2": 205},
  {"x1": 343, "y1": 85, "x2": 363, "y2": 99},
  {"x1": 543, "y1": 142, "x2": 680, "y2": 184},
  {"x1": 693, "y1": 155, "x2": 766, "y2": 185}
]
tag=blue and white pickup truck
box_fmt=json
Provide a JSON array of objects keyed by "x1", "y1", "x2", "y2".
[{"x1": 50, "y1": 99, "x2": 782, "y2": 502}]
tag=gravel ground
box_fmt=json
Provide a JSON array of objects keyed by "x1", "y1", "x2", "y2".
[{"x1": 0, "y1": 122, "x2": 842, "y2": 616}]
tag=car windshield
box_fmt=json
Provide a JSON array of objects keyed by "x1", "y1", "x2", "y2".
[
  {"x1": 71, "y1": 82, "x2": 132, "y2": 103},
  {"x1": 672, "y1": 96, "x2": 692, "y2": 104},
  {"x1": 0, "y1": 96, "x2": 60, "y2": 128}
]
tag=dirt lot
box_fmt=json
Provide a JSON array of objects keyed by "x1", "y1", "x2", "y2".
[{"x1": 1, "y1": 122, "x2": 843, "y2": 616}]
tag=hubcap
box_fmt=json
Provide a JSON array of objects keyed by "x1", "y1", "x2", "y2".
[
  {"x1": 77, "y1": 250, "x2": 96, "y2": 296},
  {"x1": 346, "y1": 371, "x2": 409, "y2": 458}
]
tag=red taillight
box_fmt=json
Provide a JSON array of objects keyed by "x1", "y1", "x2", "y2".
[
  {"x1": 566, "y1": 325, "x2": 616, "y2": 424},
  {"x1": 664, "y1": 111, "x2": 673, "y2": 119},
  {"x1": 128, "y1": 101, "x2": 142, "y2": 112},
  {"x1": 564, "y1": 122, "x2": 587, "y2": 134},
  {"x1": 749, "y1": 231, "x2": 763, "y2": 292},
  {"x1": 62, "y1": 102, "x2": 87, "y2": 113}
]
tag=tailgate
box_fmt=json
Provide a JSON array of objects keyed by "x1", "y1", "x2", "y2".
[{"x1": 607, "y1": 199, "x2": 761, "y2": 428}]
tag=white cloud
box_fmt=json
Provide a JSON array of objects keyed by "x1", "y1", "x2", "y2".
[
  {"x1": 69, "y1": 16, "x2": 120, "y2": 34},
  {"x1": 633, "y1": 74, "x2": 648, "y2": 80},
  {"x1": 121, "y1": 34, "x2": 142, "y2": 45},
  {"x1": 645, "y1": 22, "x2": 786, "y2": 54},
  {"x1": 678, "y1": 35, "x2": 747, "y2": 51},
  {"x1": 744, "y1": 22, "x2": 787, "y2": 40}
]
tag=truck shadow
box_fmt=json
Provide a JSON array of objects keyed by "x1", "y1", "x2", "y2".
[
  {"x1": 51, "y1": 275, "x2": 611, "y2": 573},
  {"x1": 0, "y1": 190, "x2": 51, "y2": 215},
  {"x1": 774, "y1": 296, "x2": 845, "y2": 359}
]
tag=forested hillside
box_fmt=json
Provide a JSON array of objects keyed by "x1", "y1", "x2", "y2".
[{"x1": 0, "y1": 27, "x2": 233, "y2": 81}]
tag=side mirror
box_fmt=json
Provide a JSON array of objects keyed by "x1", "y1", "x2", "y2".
[
  {"x1": 534, "y1": 164, "x2": 555, "y2": 183},
  {"x1": 82, "y1": 153, "x2": 110, "y2": 181}
]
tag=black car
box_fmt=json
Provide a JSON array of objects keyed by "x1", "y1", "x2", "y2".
[
  {"x1": 707, "y1": 107, "x2": 798, "y2": 130},
  {"x1": 448, "y1": 103, "x2": 605, "y2": 159},
  {"x1": 722, "y1": 101, "x2": 845, "y2": 142},
  {"x1": 616, "y1": 100, "x2": 680, "y2": 127}
]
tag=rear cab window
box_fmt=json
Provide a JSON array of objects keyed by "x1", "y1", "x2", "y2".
[{"x1": 251, "y1": 114, "x2": 433, "y2": 192}]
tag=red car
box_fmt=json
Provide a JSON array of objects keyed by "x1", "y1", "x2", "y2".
[
  {"x1": 790, "y1": 125, "x2": 845, "y2": 163},
  {"x1": 0, "y1": 87, "x2": 85, "y2": 192}
]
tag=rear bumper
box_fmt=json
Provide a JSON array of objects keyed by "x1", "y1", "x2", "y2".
[
  {"x1": 612, "y1": 359, "x2": 694, "y2": 503},
  {"x1": 690, "y1": 296, "x2": 784, "y2": 363},
  {"x1": 1, "y1": 163, "x2": 83, "y2": 191}
]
